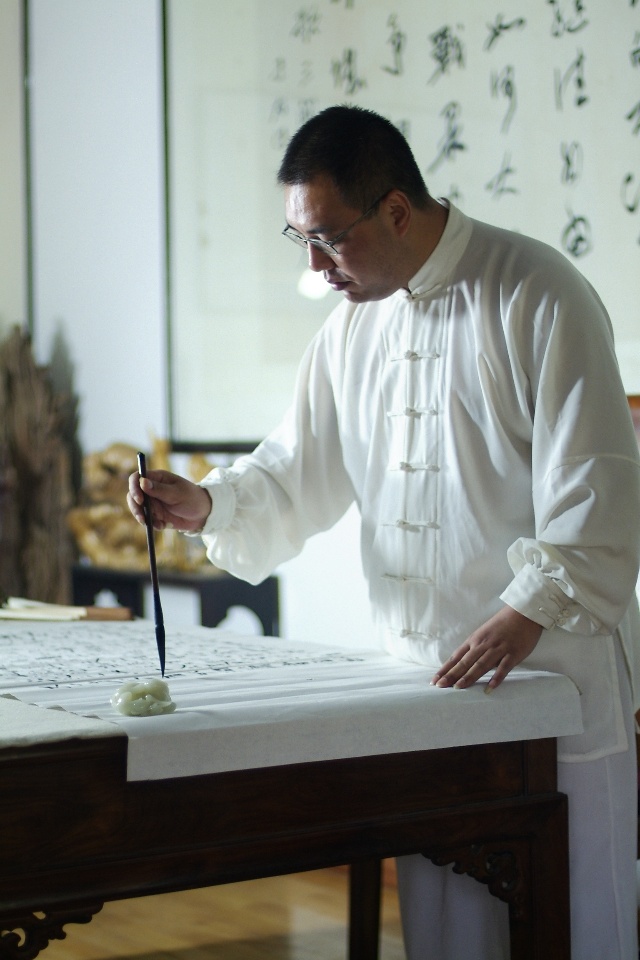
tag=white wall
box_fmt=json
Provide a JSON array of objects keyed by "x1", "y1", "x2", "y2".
[
  {"x1": 27, "y1": 0, "x2": 375, "y2": 648},
  {"x1": 0, "y1": 0, "x2": 27, "y2": 337},
  {"x1": 29, "y1": 0, "x2": 166, "y2": 452},
  {"x1": 278, "y1": 505, "x2": 374, "y2": 648}
]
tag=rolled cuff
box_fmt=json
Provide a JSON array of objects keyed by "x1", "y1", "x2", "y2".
[
  {"x1": 500, "y1": 562, "x2": 600, "y2": 632},
  {"x1": 198, "y1": 471, "x2": 236, "y2": 534}
]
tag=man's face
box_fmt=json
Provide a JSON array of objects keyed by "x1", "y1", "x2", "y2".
[{"x1": 283, "y1": 175, "x2": 403, "y2": 304}]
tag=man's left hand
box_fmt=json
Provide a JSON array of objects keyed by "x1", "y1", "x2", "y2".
[{"x1": 431, "y1": 605, "x2": 544, "y2": 693}]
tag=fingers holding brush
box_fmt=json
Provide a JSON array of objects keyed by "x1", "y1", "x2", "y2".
[{"x1": 127, "y1": 466, "x2": 212, "y2": 533}]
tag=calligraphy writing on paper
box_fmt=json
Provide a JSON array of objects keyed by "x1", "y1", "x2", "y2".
[
  {"x1": 621, "y1": 172, "x2": 640, "y2": 213},
  {"x1": 428, "y1": 101, "x2": 466, "y2": 173},
  {"x1": 271, "y1": 57, "x2": 286, "y2": 82},
  {"x1": 291, "y1": 8, "x2": 321, "y2": 43},
  {"x1": 626, "y1": 102, "x2": 640, "y2": 135},
  {"x1": 485, "y1": 153, "x2": 518, "y2": 198},
  {"x1": 429, "y1": 25, "x2": 465, "y2": 84},
  {"x1": 621, "y1": 173, "x2": 640, "y2": 243},
  {"x1": 555, "y1": 49, "x2": 589, "y2": 109},
  {"x1": 331, "y1": 48, "x2": 366, "y2": 94},
  {"x1": 562, "y1": 210, "x2": 592, "y2": 257},
  {"x1": 548, "y1": 0, "x2": 589, "y2": 38},
  {"x1": 0, "y1": 623, "x2": 370, "y2": 687},
  {"x1": 484, "y1": 14, "x2": 526, "y2": 51},
  {"x1": 383, "y1": 14, "x2": 407, "y2": 76},
  {"x1": 491, "y1": 65, "x2": 517, "y2": 132},
  {"x1": 560, "y1": 141, "x2": 583, "y2": 184}
]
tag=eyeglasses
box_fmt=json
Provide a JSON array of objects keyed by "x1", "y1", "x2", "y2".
[{"x1": 282, "y1": 192, "x2": 388, "y2": 258}]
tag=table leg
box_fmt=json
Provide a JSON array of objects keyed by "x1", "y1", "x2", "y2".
[
  {"x1": 348, "y1": 859, "x2": 382, "y2": 960},
  {"x1": 425, "y1": 796, "x2": 570, "y2": 960}
]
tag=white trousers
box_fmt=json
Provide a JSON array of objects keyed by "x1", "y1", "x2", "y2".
[{"x1": 396, "y1": 658, "x2": 638, "y2": 960}]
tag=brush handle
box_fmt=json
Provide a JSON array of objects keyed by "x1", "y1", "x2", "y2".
[{"x1": 137, "y1": 452, "x2": 166, "y2": 676}]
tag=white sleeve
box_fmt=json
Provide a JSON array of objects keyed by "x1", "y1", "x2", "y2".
[
  {"x1": 500, "y1": 268, "x2": 640, "y2": 634},
  {"x1": 501, "y1": 454, "x2": 640, "y2": 633},
  {"x1": 196, "y1": 318, "x2": 356, "y2": 585}
]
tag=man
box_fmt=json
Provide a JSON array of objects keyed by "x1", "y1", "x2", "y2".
[{"x1": 129, "y1": 106, "x2": 640, "y2": 959}]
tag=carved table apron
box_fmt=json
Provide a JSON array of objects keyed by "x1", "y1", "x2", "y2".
[{"x1": 0, "y1": 732, "x2": 569, "y2": 960}]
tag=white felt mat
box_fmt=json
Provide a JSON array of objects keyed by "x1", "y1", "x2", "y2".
[{"x1": 0, "y1": 621, "x2": 583, "y2": 781}]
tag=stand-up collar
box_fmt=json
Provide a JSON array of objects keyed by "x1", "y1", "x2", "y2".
[{"x1": 399, "y1": 200, "x2": 473, "y2": 301}]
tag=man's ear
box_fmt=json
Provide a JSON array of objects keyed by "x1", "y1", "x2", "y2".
[{"x1": 384, "y1": 189, "x2": 412, "y2": 239}]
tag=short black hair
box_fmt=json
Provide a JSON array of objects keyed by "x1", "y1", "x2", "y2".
[{"x1": 277, "y1": 105, "x2": 430, "y2": 211}]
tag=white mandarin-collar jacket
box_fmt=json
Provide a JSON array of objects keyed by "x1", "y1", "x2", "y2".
[{"x1": 199, "y1": 201, "x2": 640, "y2": 761}]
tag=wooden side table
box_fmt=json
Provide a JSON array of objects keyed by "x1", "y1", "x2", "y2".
[{"x1": 71, "y1": 564, "x2": 280, "y2": 636}]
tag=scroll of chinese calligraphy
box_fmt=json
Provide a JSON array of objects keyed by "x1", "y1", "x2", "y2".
[{"x1": 167, "y1": 0, "x2": 640, "y2": 445}]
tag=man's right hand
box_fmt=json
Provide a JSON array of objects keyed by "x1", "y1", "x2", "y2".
[{"x1": 127, "y1": 469, "x2": 212, "y2": 534}]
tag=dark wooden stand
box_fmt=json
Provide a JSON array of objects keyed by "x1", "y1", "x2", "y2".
[
  {"x1": 71, "y1": 564, "x2": 280, "y2": 636},
  {"x1": 0, "y1": 735, "x2": 569, "y2": 959}
]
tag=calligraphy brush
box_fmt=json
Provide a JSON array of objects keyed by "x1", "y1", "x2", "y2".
[{"x1": 137, "y1": 452, "x2": 166, "y2": 677}]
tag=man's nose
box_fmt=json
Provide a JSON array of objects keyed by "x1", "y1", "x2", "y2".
[{"x1": 307, "y1": 243, "x2": 335, "y2": 272}]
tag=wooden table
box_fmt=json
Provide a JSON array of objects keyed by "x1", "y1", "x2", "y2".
[{"x1": 0, "y1": 730, "x2": 569, "y2": 959}]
